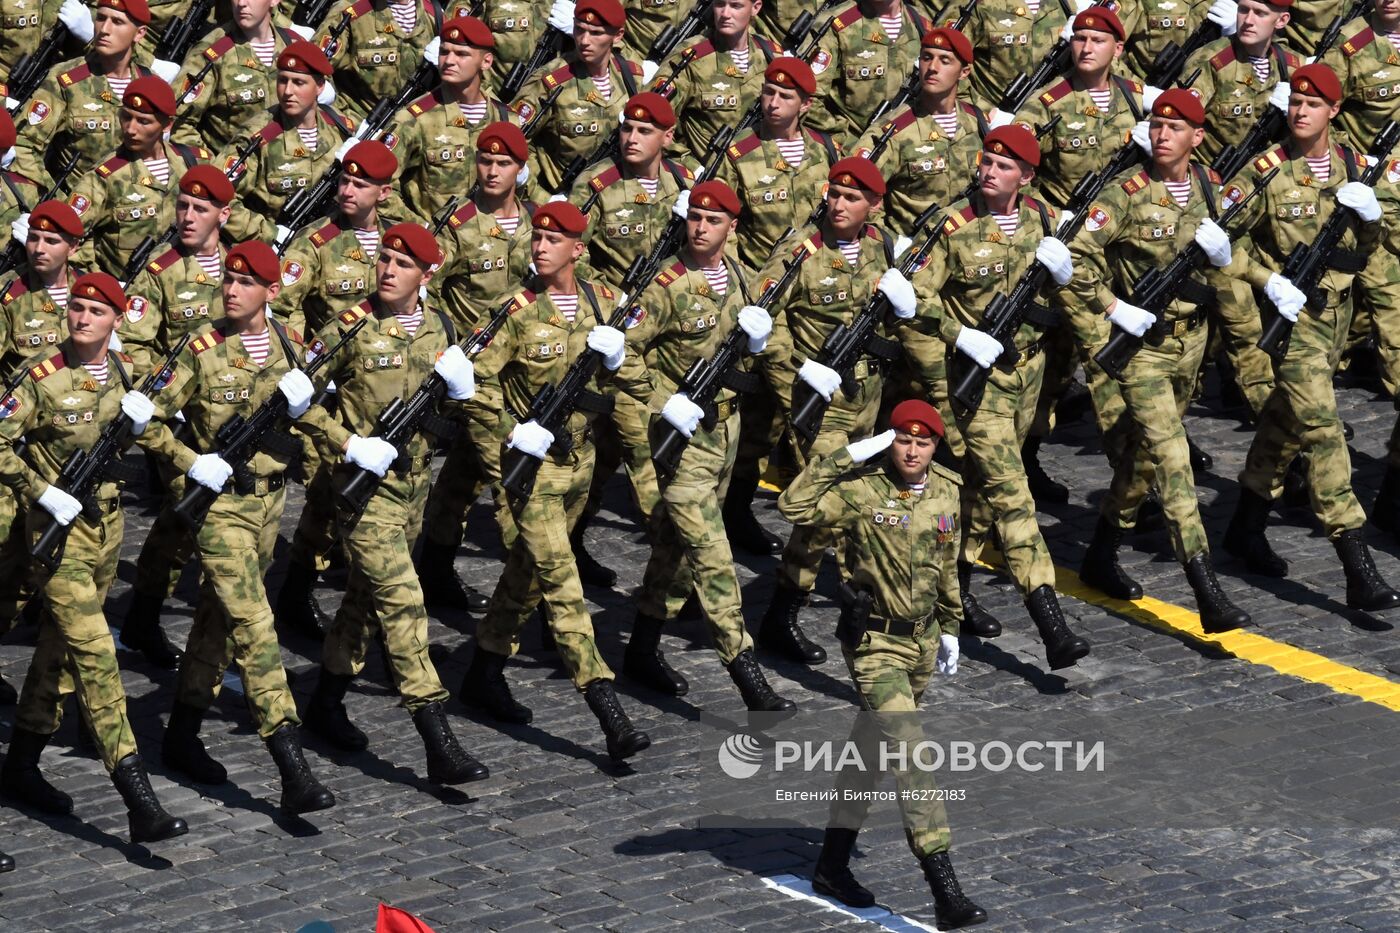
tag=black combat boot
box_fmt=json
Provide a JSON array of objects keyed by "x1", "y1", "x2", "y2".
[
  {"x1": 120, "y1": 590, "x2": 181, "y2": 669},
  {"x1": 1132, "y1": 493, "x2": 1165, "y2": 533},
  {"x1": 1, "y1": 728, "x2": 73, "y2": 814},
  {"x1": 0, "y1": 850, "x2": 12, "y2": 873},
  {"x1": 722, "y1": 473, "x2": 783, "y2": 555},
  {"x1": 302, "y1": 671, "x2": 368, "y2": 751},
  {"x1": 416, "y1": 541, "x2": 489, "y2": 613},
  {"x1": 111, "y1": 754, "x2": 188, "y2": 844},
  {"x1": 1335, "y1": 530, "x2": 1400, "y2": 612},
  {"x1": 757, "y1": 584, "x2": 826, "y2": 664},
  {"x1": 920, "y1": 851, "x2": 987, "y2": 930},
  {"x1": 1184, "y1": 554, "x2": 1251, "y2": 634},
  {"x1": 726, "y1": 650, "x2": 796, "y2": 712},
  {"x1": 1025, "y1": 586, "x2": 1090, "y2": 670},
  {"x1": 411, "y1": 701, "x2": 489, "y2": 784},
  {"x1": 1282, "y1": 455, "x2": 1310, "y2": 508},
  {"x1": 275, "y1": 561, "x2": 333, "y2": 638},
  {"x1": 1224, "y1": 488, "x2": 1288, "y2": 577},
  {"x1": 956, "y1": 562, "x2": 1001, "y2": 639},
  {"x1": 458, "y1": 647, "x2": 533, "y2": 724},
  {"x1": 0, "y1": 671, "x2": 16, "y2": 706},
  {"x1": 1372, "y1": 466, "x2": 1400, "y2": 540},
  {"x1": 570, "y1": 513, "x2": 617, "y2": 588},
  {"x1": 1023, "y1": 436, "x2": 1068, "y2": 504},
  {"x1": 583, "y1": 680, "x2": 651, "y2": 762},
  {"x1": 812, "y1": 828, "x2": 875, "y2": 908},
  {"x1": 266, "y1": 726, "x2": 335, "y2": 815},
  {"x1": 1186, "y1": 432, "x2": 1213, "y2": 474},
  {"x1": 623, "y1": 613, "x2": 689, "y2": 696},
  {"x1": 1079, "y1": 518, "x2": 1143, "y2": 601},
  {"x1": 161, "y1": 702, "x2": 227, "y2": 785}
]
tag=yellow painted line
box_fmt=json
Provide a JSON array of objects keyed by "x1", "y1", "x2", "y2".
[{"x1": 757, "y1": 477, "x2": 1400, "y2": 712}]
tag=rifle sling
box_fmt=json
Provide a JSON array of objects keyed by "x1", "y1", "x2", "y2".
[
  {"x1": 574, "y1": 387, "x2": 615, "y2": 415},
  {"x1": 1023, "y1": 302, "x2": 1061, "y2": 329},
  {"x1": 722, "y1": 369, "x2": 762, "y2": 394},
  {"x1": 865, "y1": 333, "x2": 902, "y2": 362}
]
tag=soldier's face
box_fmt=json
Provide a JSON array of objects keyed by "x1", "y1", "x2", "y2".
[
  {"x1": 573, "y1": 22, "x2": 621, "y2": 68},
  {"x1": 1148, "y1": 116, "x2": 1204, "y2": 166},
  {"x1": 376, "y1": 247, "x2": 431, "y2": 305},
  {"x1": 919, "y1": 48, "x2": 969, "y2": 97},
  {"x1": 93, "y1": 8, "x2": 143, "y2": 55},
  {"x1": 685, "y1": 206, "x2": 736, "y2": 255},
  {"x1": 890, "y1": 431, "x2": 935, "y2": 483},
  {"x1": 337, "y1": 173, "x2": 391, "y2": 220},
  {"x1": 620, "y1": 120, "x2": 672, "y2": 168},
  {"x1": 530, "y1": 230, "x2": 585, "y2": 277},
  {"x1": 1236, "y1": 1, "x2": 1288, "y2": 45},
  {"x1": 277, "y1": 71, "x2": 320, "y2": 120},
  {"x1": 712, "y1": 0, "x2": 758, "y2": 40},
  {"x1": 439, "y1": 43, "x2": 491, "y2": 87},
  {"x1": 67, "y1": 297, "x2": 121, "y2": 353},
  {"x1": 1287, "y1": 91, "x2": 1340, "y2": 141},
  {"x1": 1070, "y1": 29, "x2": 1121, "y2": 75},
  {"x1": 234, "y1": 0, "x2": 275, "y2": 31},
  {"x1": 977, "y1": 150, "x2": 1033, "y2": 201},
  {"x1": 25, "y1": 230, "x2": 75, "y2": 277},
  {"x1": 476, "y1": 152, "x2": 522, "y2": 197},
  {"x1": 119, "y1": 108, "x2": 167, "y2": 151},
  {"x1": 760, "y1": 83, "x2": 810, "y2": 128},
  {"x1": 176, "y1": 194, "x2": 230, "y2": 249},
  {"x1": 222, "y1": 270, "x2": 277, "y2": 323},
  {"x1": 825, "y1": 184, "x2": 879, "y2": 234}
]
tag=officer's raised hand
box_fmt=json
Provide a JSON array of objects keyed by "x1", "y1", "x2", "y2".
[{"x1": 845, "y1": 429, "x2": 895, "y2": 463}]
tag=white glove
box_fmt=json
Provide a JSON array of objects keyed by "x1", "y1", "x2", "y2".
[
  {"x1": 58, "y1": 0, "x2": 94, "y2": 43},
  {"x1": 642, "y1": 60, "x2": 660, "y2": 85},
  {"x1": 10, "y1": 212, "x2": 29, "y2": 246},
  {"x1": 316, "y1": 79, "x2": 336, "y2": 106},
  {"x1": 516, "y1": 162, "x2": 530, "y2": 186},
  {"x1": 121, "y1": 390, "x2": 155, "y2": 435},
  {"x1": 334, "y1": 138, "x2": 356, "y2": 162},
  {"x1": 1194, "y1": 218, "x2": 1232, "y2": 267},
  {"x1": 508, "y1": 420, "x2": 555, "y2": 459},
  {"x1": 955, "y1": 326, "x2": 1002, "y2": 369},
  {"x1": 671, "y1": 189, "x2": 690, "y2": 221},
  {"x1": 278, "y1": 368, "x2": 314, "y2": 418},
  {"x1": 987, "y1": 108, "x2": 1014, "y2": 130},
  {"x1": 547, "y1": 192, "x2": 569, "y2": 204},
  {"x1": 353, "y1": 118, "x2": 374, "y2": 140},
  {"x1": 4, "y1": 97, "x2": 19, "y2": 112},
  {"x1": 738, "y1": 304, "x2": 772, "y2": 353},
  {"x1": 1056, "y1": 210, "x2": 1076, "y2": 233},
  {"x1": 422, "y1": 36, "x2": 441, "y2": 66},
  {"x1": 150, "y1": 58, "x2": 182, "y2": 84},
  {"x1": 275, "y1": 224, "x2": 294, "y2": 248},
  {"x1": 797, "y1": 358, "x2": 842, "y2": 401},
  {"x1": 1035, "y1": 236, "x2": 1073, "y2": 286},
  {"x1": 936, "y1": 633, "x2": 959, "y2": 675},
  {"x1": 1265, "y1": 273, "x2": 1305, "y2": 322},
  {"x1": 0, "y1": 146, "x2": 11, "y2": 170},
  {"x1": 892, "y1": 234, "x2": 913, "y2": 258},
  {"x1": 661, "y1": 393, "x2": 704, "y2": 437},
  {"x1": 845, "y1": 428, "x2": 895, "y2": 464},
  {"x1": 38, "y1": 485, "x2": 81, "y2": 526},
  {"x1": 548, "y1": 0, "x2": 575, "y2": 32},
  {"x1": 1207, "y1": 0, "x2": 1238, "y2": 35},
  {"x1": 1269, "y1": 81, "x2": 1291, "y2": 112},
  {"x1": 434, "y1": 344, "x2": 476, "y2": 400},
  {"x1": 1338, "y1": 181, "x2": 1382, "y2": 223},
  {"x1": 1107, "y1": 298, "x2": 1156, "y2": 337},
  {"x1": 288, "y1": 23, "x2": 314, "y2": 40},
  {"x1": 878, "y1": 267, "x2": 917, "y2": 319},
  {"x1": 187, "y1": 453, "x2": 233, "y2": 492},
  {"x1": 586, "y1": 325, "x2": 626, "y2": 370},
  {"x1": 345, "y1": 434, "x2": 398, "y2": 476},
  {"x1": 1059, "y1": 20, "x2": 1075, "y2": 42},
  {"x1": 1131, "y1": 119, "x2": 1153, "y2": 157},
  {"x1": 1142, "y1": 85, "x2": 1164, "y2": 110}
]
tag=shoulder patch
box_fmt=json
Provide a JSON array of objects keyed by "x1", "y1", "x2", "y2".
[
  {"x1": 883, "y1": 108, "x2": 918, "y2": 137},
  {"x1": 543, "y1": 62, "x2": 576, "y2": 89},
  {"x1": 684, "y1": 38, "x2": 716, "y2": 61},
  {"x1": 96, "y1": 154, "x2": 131, "y2": 177},
  {"x1": 310, "y1": 222, "x2": 343, "y2": 247},
  {"x1": 597, "y1": 283, "x2": 616, "y2": 301},
  {"x1": 57, "y1": 63, "x2": 92, "y2": 87},
  {"x1": 29, "y1": 353, "x2": 64, "y2": 382},
  {"x1": 1038, "y1": 79, "x2": 1072, "y2": 106},
  {"x1": 726, "y1": 130, "x2": 762, "y2": 162},
  {"x1": 1120, "y1": 170, "x2": 1150, "y2": 195},
  {"x1": 190, "y1": 330, "x2": 226, "y2": 355},
  {"x1": 346, "y1": 0, "x2": 374, "y2": 17},
  {"x1": 792, "y1": 231, "x2": 824, "y2": 260},
  {"x1": 589, "y1": 164, "x2": 624, "y2": 193},
  {"x1": 407, "y1": 90, "x2": 441, "y2": 118},
  {"x1": 1, "y1": 278, "x2": 29, "y2": 303},
  {"x1": 624, "y1": 59, "x2": 643, "y2": 76},
  {"x1": 1344, "y1": 27, "x2": 1377, "y2": 57},
  {"x1": 204, "y1": 34, "x2": 236, "y2": 62},
  {"x1": 862, "y1": 223, "x2": 884, "y2": 242},
  {"x1": 147, "y1": 246, "x2": 183, "y2": 275},
  {"x1": 942, "y1": 203, "x2": 977, "y2": 235},
  {"x1": 663, "y1": 158, "x2": 694, "y2": 181},
  {"x1": 1209, "y1": 44, "x2": 1236, "y2": 70},
  {"x1": 832, "y1": 5, "x2": 864, "y2": 30},
  {"x1": 1281, "y1": 50, "x2": 1301, "y2": 68},
  {"x1": 506, "y1": 290, "x2": 537, "y2": 314},
  {"x1": 1253, "y1": 146, "x2": 1286, "y2": 174},
  {"x1": 1207, "y1": 167, "x2": 1223, "y2": 185},
  {"x1": 655, "y1": 259, "x2": 687, "y2": 287},
  {"x1": 448, "y1": 201, "x2": 481, "y2": 229}
]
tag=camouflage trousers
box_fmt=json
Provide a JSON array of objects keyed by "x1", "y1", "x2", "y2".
[
  {"x1": 636, "y1": 407, "x2": 754, "y2": 665},
  {"x1": 288, "y1": 396, "x2": 344, "y2": 573},
  {"x1": 731, "y1": 372, "x2": 787, "y2": 489},
  {"x1": 323, "y1": 464, "x2": 449, "y2": 712},
  {"x1": 586, "y1": 394, "x2": 662, "y2": 531},
  {"x1": 828, "y1": 630, "x2": 951, "y2": 858},
  {"x1": 953, "y1": 350, "x2": 1056, "y2": 594},
  {"x1": 16, "y1": 499, "x2": 137, "y2": 772},
  {"x1": 478, "y1": 442, "x2": 614, "y2": 690},
  {"x1": 1061, "y1": 306, "x2": 1135, "y2": 470},
  {"x1": 132, "y1": 461, "x2": 197, "y2": 599},
  {"x1": 1241, "y1": 302, "x2": 1367, "y2": 538},
  {"x1": 1101, "y1": 322, "x2": 1211, "y2": 564},
  {"x1": 0, "y1": 488, "x2": 34, "y2": 628},
  {"x1": 177, "y1": 487, "x2": 299, "y2": 738},
  {"x1": 422, "y1": 384, "x2": 516, "y2": 550},
  {"x1": 1211, "y1": 269, "x2": 1276, "y2": 418},
  {"x1": 1353, "y1": 252, "x2": 1400, "y2": 469}
]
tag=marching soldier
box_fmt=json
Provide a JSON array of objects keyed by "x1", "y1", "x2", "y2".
[
  {"x1": 1319, "y1": 0, "x2": 1400, "y2": 151},
  {"x1": 910, "y1": 124, "x2": 1093, "y2": 670},
  {"x1": 619, "y1": 0, "x2": 684, "y2": 60},
  {"x1": 1125, "y1": 0, "x2": 1224, "y2": 82},
  {"x1": 460, "y1": 200, "x2": 653, "y2": 762},
  {"x1": 1, "y1": 200, "x2": 84, "y2": 372},
  {"x1": 808, "y1": 0, "x2": 932, "y2": 145},
  {"x1": 296, "y1": 221, "x2": 490, "y2": 787},
  {"x1": 141, "y1": 241, "x2": 336, "y2": 815},
  {"x1": 0, "y1": 271, "x2": 189, "y2": 845},
  {"x1": 318, "y1": 0, "x2": 443, "y2": 125},
  {"x1": 1222, "y1": 63, "x2": 1400, "y2": 612},
  {"x1": 623, "y1": 179, "x2": 798, "y2": 712},
  {"x1": 481, "y1": 0, "x2": 550, "y2": 78},
  {"x1": 777, "y1": 401, "x2": 986, "y2": 931},
  {"x1": 1, "y1": 111, "x2": 42, "y2": 238},
  {"x1": 1066, "y1": 89, "x2": 1252, "y2": 632},
  {"x1": 10, "y1": 0, "x2": 155, "y2": 190},
  {"x1": 1, "y1": 0, "x2": 69, "y2": 78}
]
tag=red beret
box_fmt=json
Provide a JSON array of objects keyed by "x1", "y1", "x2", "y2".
[
  {"x1": 382, "y1": 222, "x2": 443, "y2": 266},
  {"x1": 71, "y1": 272, "x2": 127, "y2": 310},
  {"x1": 178, "y1": 165, "x2": 235, "y2": 204},
  {"x1": 623, "y1": 92, "x2": 676, "y2": 129},
  {"x1": 441, "y1": 15, "x2": 495, "y2": 48},
  {"x1": 576, "y1": 0, "x2": 625, "y2": 29},
  {"x1": 890, "y1": 399, "x2": 944, "y2": 439},
  {"x1": 921, "y1": 27, "x2": 973, "y2": 64},
  {"x1": 828, "y1": 157, "x2": 886, "y2": 196},
  {"x1": 226, "y1": 241, "x2": 281, "y2": 284},
  {"x1": 96, "y1": 0, "x2": 151, "y2": 26},
  {"x1": 1152, "y1": 88, "x2": 1205, "y2": 125},
  {"x1": 533, "y1": 202, "x2": 589, "y2": 236},
  {"x1": 983, "y1": 124, "x2": 1041, "y2": 167},
  {"x1": 277, "y1": 39, "x2": 332, "y2": 77},
  {"x1": 30, "y1": 200, "x2": 84, "y2": 238},
  {"x1": 1291, "y1": 63, "x2": 1342, "y2": 104},
  {"x1": 688, "y1": 180, "x2": 741, "y2": 216},
  {"x1": 476, "y1": 121, "x2": 528, "y2": 161},
  {"x1": 123, "y1": 76, "x2": 177, "y2": 118},
  {"x1": 0, "y1": 110, "x2": 15, "y2": 151},
  {"x1": 764, "y1": 57, "x2": 816, "y2": 96},
  {"x1": 343, "y1": 139, "x2": 398, "y2": 182},
  {"x1": 1073, "y1": 6, "x2": 1125, "y2": 41}
]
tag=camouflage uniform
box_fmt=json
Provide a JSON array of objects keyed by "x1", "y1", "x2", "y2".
[
  {"x1": 654, "y1": 31, "x2": 782, "y2": 161},
  {"x1": 0, "y1": 168, "x2": 42, "y2": 236},
  {"x1": 141, "y1": 322, "x2": 306, "y2": 736},
  {"x1": 0, "y1": 264, "x2": 76, "y2": 370},
  {"x1": 963, "y1": 0, "x2": 1077, "y2": 113},
  {"x1": 620, "y1": 0, "x2": 684, "y2": 60},
  {"x1": 1121, "y1": 0, "x2": 1209, "y2": 82},
  {"x1": 480, "y1": 0, "x2": 547, "y2": 74},
  {"x1": 808, "y1": 1, "x2": 932, "y2": 145},
  {"x1": 11, "y1": 56, "x2": 157, "y2": 190},
  {"x1": 0, "y1": 0, "x2": 59, "y2": 76},
  {"x1": 172, "y1": 23, "x2": 303, "y2": 152},
  {"x1": 1282, "y1": 0, "x2": 1335, "y2": 58},
  {"x1": 777, "y1": 444, "x2": 962, "y2": 857},
  {"x1": 319, "y1": 0, "x2": 442, "y2": 124}
]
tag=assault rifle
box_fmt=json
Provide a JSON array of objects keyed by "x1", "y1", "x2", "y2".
[
  {"x1": 155, "y1": 0, "x2": 215, "y2": 64},
  {"x1": 6, "y1": 24, "x2": 68, "y2": 114},
  {"x1": 645, "y1": 0, "x2": 715, "y2": 64},
  {"x1": 1144, "y1": 20, "x2": 1219, "y2": 89},
  {"x1": 500, "y1": 25, "x2": 567, "y2": 104},
  {"x1": 996, "y1": 0, "x2": 1073, "y2": 114}
]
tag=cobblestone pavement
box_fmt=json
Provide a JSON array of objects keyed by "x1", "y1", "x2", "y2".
[{"x1": 0, "y1": 370, "x2": 1398, "y2": 931}]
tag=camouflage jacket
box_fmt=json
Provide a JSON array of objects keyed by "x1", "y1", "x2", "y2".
[
  {"x1": 172, "y1": 22, "x2": 304, "y2": 152},
  {"x1": 122, "y1": 243, "x2": 228, "y2": 371},
  {"x1": 653, "y1": 31, "x2": 783, "y2": 162},
  {"x1": 1183, "y1": 36, "x2": 1301, "y2": 165},
  {"x1": 808, "y1": 1, "x2": 932, "y2": 145},
  {"x1": 1319, "y1": 17, "x2": 1400, "y2": 153},
  {"x1": 273, "y1": 215, "x2": 389, "y2": 336},
  {"x1": 0, "y1": 263, "x2": 80, "y2": 371},
  {"x1": 433, "y1": 197, "x2": 535, "y2": 330},
  {"x1": 570, "y1": 156, "x2": 694, "y2": 289},
  {"x1": 319, "y1": 0, "x2": 443, "y2": 124}
]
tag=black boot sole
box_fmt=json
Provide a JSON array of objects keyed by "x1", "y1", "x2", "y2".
[
  {"x1": 283, "y1": 787, "x2": 336, "y2": 815},
  {"x1": 812, "y1": 873, "x2": 875, "y2": 908},
  {"x1": 936, "y1": 906, "x2": 989, "y2": 929},
  {"x1": 130, "y1": 817, "x2": 188, "y2": 845},
  {"x1": 606, "y1": 731, "x2": 651, "y2": 762},
  {"x1": 1347, "y1": 590, "x2": 1400, "y2": 612},
  {"x1": 1200, "y1": 612, "x2": 1250, "y2": 634}
]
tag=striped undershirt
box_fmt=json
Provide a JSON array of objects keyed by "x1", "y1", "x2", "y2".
[
  {"x1": 107, "y1": 76, "x2": 131, "y2": 100},
  {"x1": 701, "y1": 263, "x2": 727, "y2": 295},
  {"x1": 551, "y1": 292, "x2": 579, "y2": 323},
  {"x1": 878, "y1": 12, "x2": 902, "y2": 41},
  {"x1": 1248, "y1": 56, "x2": 1271, "y2": 83},
  {"x1": 1087, "y1": 88, "x2": 1112, "y2": 112},
  {"x1": 593, "y1": 73, "x2": 612, "y2": 101},
  {"x1": 1164, "y1": 179, "x2": 1192, "y2": 207},
  {"x1": 836, "y1": 239, "x2": 861, "y2": 265},
  {"x1": 1389, "y1": 33, "x2": 1400, "y2": 54},
  {"x1": 240, "y1": 329, "x2": 271, "y2": 366},
  {"x1": 1305, "y1": 154, "x2": 1331, "y2": 183},
  {"x1": 930, "y1": 111, "x2": 960, "y2": 138},
  {"x1": 991, "y1": 210, "x2": 1019, "y2": 236},
  {"x1": 1026, "y1": 0, "x2": 1040, "y2": 12},
  {"x1": 352, "y1": 228, "x2": 379, "y2": 258},
  {"x1": 638, "y1": 176, "x2": 659, "y2": 199},
  {"x1": 195, "y1": 251, "x2": 221, "y2": 278},
  {"x1": 388, "y1": 0, "x2": 417, "y2": 32},
  {"x1": 908, "y1": 477, "x2": 926, "y2": 496},
  {"x1": 496, "y1": 214, "x2": 521, "y2": 235},
  {"x1": 46, "y1": 283, "x2": 69, "y2": 309},
  {"x1": 729, "y1": 47, "x2": 750, "y2": 73},
  {"x1": 250, "y1": 38, "x2": 277, "y2": 67},
  {"x1": 774, "y1": 137, "x2": 805, "y2": 167},
  {"x1": 295, "y1": 126, "x2": 319, "y2": 151},
  {"x1": 396, "y1": 306, "x2": 423, "y2": 335},
  {"x1": 458, "y1": 100, "x2": 488, "y2": 124},
  {"x1": 144, "y1": 157, "x2": 170, "y2": 185},
  {"x1": 82, "y1": 358, "x2": 108, "y2": 384}
]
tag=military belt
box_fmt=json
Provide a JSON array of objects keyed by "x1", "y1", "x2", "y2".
[
  {"x1": 1004, "y1": 341, "x2": 1043, "y2": 369},
  {"x1": 233, "y1": 472, "x2": 286, "y2": 496},
  {"x1": 391, "y1": 452, "x2": 433, "y2": 476},
  {"x1": 1147, "y1": 309, "x2": 1207, "y2": 343},
  {"x1": 866, "y1": 614, "x2": 933, "y2": 639}
]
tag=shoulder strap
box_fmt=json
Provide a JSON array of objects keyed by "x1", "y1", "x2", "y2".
[
  {"x1": 1029, "y1": 196, "x2": 1052, "y2": 236},
  {"x1": 662, "y1": 158, "x2": 690, "y2": 189},
  {"x1": 1113, "y1": 75, "x2": 1143, "y2": 122},
  {"x1": 1190, "y1": 162, "x2": 1218, "y2": 218},
  {"x1": 108, "y1": 349, "x2": 134, "y2": 390},
  {"x1": 580, "y1": 280, "x2": 604, "y2": 323},
  {"x1": 1342, "y1": 145, "x2": 1359, "y2": 182},
  {"x1": 724, "y1": 256, "x2": 752, "y2": 305},
  {"x1": 433, "y1": 307, "x2": 456, "y2": 345},
  {"x1": 269, "y1": 317, "x2": 299, "y2": 365},
  {"x1": 1271, "y1": 41, "x2": 1290, "y2": 82},
  {"x1": 961, "y1": 100, "x2": 990, "y2": 139},
  {"x1": 614, "y1": 51, "x2": 639, "y2": 98}
]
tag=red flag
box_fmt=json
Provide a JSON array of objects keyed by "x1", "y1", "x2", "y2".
[{"x1": 375, "y1": 904, "x2": 437, "y2": 933}]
